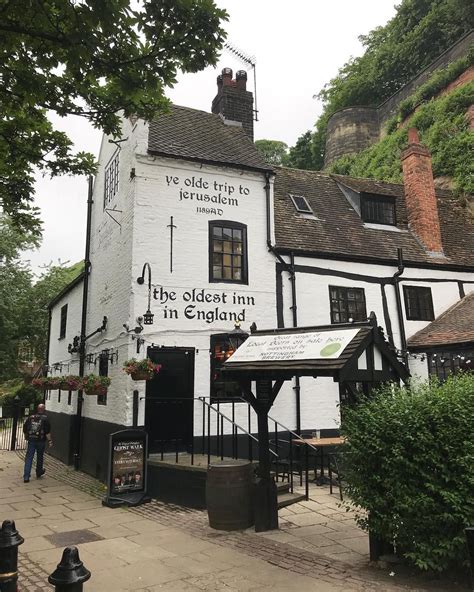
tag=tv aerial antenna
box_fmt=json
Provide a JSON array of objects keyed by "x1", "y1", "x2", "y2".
[{"x1": 223, "y1": 41, "x2": 258, "y2": 121}]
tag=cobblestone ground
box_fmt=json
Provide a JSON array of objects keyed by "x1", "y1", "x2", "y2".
[{"x1": 7, "y1": 451, "x2": 469, "y2": 591}]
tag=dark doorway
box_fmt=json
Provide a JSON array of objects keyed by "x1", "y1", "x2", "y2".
[{"x1": 145, "y1": 347, "x2": 195, "y2": 453}]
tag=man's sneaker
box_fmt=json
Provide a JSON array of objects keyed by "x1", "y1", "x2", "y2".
[
  {"x1": 24, "y1": 479, "x2": 30, "y2": 483},
  {"x1": 36, "y1": 469, "x2": 46, "y2": 478}
]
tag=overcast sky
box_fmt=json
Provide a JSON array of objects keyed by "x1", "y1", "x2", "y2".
[{"x1": 24, "y1": 0, "x2": 397, "y2": 275}]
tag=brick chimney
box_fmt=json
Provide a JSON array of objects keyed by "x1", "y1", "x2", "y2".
[
  {"x1": 401, "y1": 128, "x2": 444, "y2": 256},
  {"x1": 212, "y1": 68, "x2": 254, "y2": 140}
]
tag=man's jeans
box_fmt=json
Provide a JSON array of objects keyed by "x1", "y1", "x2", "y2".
[{"x1": 23, "y1": 440, "x2": 46, "y2": 480}]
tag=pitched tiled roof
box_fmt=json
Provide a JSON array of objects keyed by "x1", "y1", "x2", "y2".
[
  {"x1": 408, "y1": 292, "x2": 474, "y2": 348},
  {"x1": 148, "y1": 105, "x2": 270, "y2": 172},
  {"x1": 273, "y1": 168, "x2": 474, "y2": 268}
]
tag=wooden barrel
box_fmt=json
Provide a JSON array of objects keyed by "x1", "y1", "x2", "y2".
[{"x1": 206, "y1": 460, "x2": 254, "y2": 530}]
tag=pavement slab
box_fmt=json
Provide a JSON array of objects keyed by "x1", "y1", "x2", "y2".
[{"x1": 2, "y1": 450, "x2": 470, "y2": 591}]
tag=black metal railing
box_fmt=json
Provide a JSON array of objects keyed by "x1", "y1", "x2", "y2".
[
  {"x1": 0, "y1": 416, "x2": 27, "y2": 451},
  {"x1": 267, "y1": 414, "x2": 319, "y2": 500},
  {"x1": 144, "y1": 396, "x2": 320, "y2": 501}
]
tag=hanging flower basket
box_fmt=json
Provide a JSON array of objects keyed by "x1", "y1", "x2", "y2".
[
  {"x1": 84, "y1": 385, "x2": 108, "y2": 397},
  {"x1": 82, "y1": 375, "x2": 111, "y2": 396},
  {"x1": 58, "y1": 375, "x2": 82, "y2": 391},
  {"x1": 123, "y1": 358, "x2": 161, "y2": 381},
  {"x1": 130, "y1": 370, "x2": 154, "y2": 381},
  {"x1": 32, "y1": 376, "x2": 61, "y2": 390}
]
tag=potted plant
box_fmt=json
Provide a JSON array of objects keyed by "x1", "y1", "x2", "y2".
[
  {"x1": 58, "y1": 375, "x2": 82, "y2": 391},
  {"x1": 123, "y1": 358, "x2": 162, "y2": 381},
  {"x1": 82, "y1": 375, "x2": 111, "y2": 396}
]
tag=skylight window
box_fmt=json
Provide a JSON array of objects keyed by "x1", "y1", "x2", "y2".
[{"x1": 290, "y1": 194, "x2": 313, "y2": 214}]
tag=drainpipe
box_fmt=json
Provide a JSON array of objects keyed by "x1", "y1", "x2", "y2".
[
  {"x1": 392, "y1": 248, "x2": 409, "y2": 369},
  {"x1": 74, "y1": 176, "x2": 94, "y2": 470},
  {"x1": 264, "y1": 172, "x2": 301, "y2": 433},
  {"x1": 44, "y1": 309, "x2": 52, "y2": 404}
]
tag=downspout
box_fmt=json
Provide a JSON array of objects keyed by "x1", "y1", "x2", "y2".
[
  {"x1": 74, "y1": 175, "x2": 94, "y2": 470},
  {"x1": 264, "y1": 172, "x2": 301, "y2": 433},
  {"x1": 44, "y1": 309, "x2": 52, "y2": 404},
  {"x1": 392, "y1": 248, "x2": 409, "y2": 369}
]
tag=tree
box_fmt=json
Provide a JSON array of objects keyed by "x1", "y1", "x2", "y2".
[
  {"x1": 0, "y1": 215, "x2": 84, "y2": 380},
  {"x1": 1, "y1": 0, "x2": 228, "y2": 238},
  {"x1": 286, "y1": 131, "x2": 320, "y2": 171},
  {"x1": 0, "y1": 217, "x2": 37, "y2": 379},
  {"x1": 254, "y1": 139, "x2": 288, "y2": 166}
]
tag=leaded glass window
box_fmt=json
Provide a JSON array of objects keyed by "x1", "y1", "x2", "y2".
[
  {"x1": 329, "y1": 286, "x2": 366, "y2": 324},
  {"x1": 209, "y1": 222, "x2": 247, "y2": 284}
]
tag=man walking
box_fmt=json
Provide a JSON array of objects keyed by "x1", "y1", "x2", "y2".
[{"x1": 23, "y1": 403, "x2": 52, "y2": 483}]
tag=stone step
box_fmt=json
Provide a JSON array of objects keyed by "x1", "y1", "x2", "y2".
[
  {"x1": 277, "y1": 492, "x2": 306, "y2": 509},
  {"x1": 276, "y1": 481, "x2": 291, "y2": 494}
]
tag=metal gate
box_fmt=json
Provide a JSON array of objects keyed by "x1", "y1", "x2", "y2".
[{"x1": 0, "y1": 417, "x2": 27, "y2": 450}]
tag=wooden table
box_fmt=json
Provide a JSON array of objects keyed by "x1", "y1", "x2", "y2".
[
  {"x1": 293, "y1": 436, "x2": 344, "y2": 447},
  {"x1": 293, "y1": 436, "x2": 344, "y2": 484}
]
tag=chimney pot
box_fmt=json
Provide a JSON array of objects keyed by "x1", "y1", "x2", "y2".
[
  {"x1": 222, "y1": 68, "x2": 233, "y2": 86},
  {"x1": 407, "y1": 127, "x2": 420, "y2": 144},
  {"x1": 236, "y1": 70, "x2": 247, "y2": 90}
]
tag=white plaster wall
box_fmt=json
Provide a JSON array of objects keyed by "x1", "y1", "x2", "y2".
[
  {"x1": 130, "y1": 156, "x2": 277, "y2": 435},
  {"x1": 78, "y1": 116, "x2": 148, "y2": 426},
  {"x1": 46, "y1": 282, "x2": 82, "y2": 415}
]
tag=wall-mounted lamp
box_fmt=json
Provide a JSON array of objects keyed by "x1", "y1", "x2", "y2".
[
  {"x1": 137, "y1": 262, "x2": 154, "y2": 325},
  {"x1": 228, "y1": 322, "x2": 248, "y2": 352}
]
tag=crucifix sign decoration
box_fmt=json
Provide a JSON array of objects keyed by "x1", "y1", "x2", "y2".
[{"x1": 167, "y1": 216, "x2": 177, "y2": 273}]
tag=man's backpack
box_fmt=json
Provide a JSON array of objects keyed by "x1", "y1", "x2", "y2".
[{"x1": 27, "y1": 415, "x2": 45, "y2": 441}]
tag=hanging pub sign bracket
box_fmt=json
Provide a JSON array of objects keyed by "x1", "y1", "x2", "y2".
[{"x1": 102, "y1": 429, "x2": 151, "y2": 508}]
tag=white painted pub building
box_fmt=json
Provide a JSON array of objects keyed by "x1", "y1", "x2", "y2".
[{"x1": 46, "y1": 69, "x2": 474, "y2": 480}]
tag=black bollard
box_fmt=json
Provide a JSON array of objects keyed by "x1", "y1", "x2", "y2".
[
  {"x1": 0, "y1": 520, "x2": 24, "y2": 592},
  {"x1": 466, "y1": 528, "x2": 474, "y2": 591},
  {"x1": 48, "y1": 547, "x2": 91, "y2": 592}
]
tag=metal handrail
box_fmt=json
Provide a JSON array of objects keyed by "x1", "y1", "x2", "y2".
[
  {"x1": 200, "y1": 397, "x2": 278, "y2": 458},
  {"x1": 267, "y1": 414, "x2": 319, "y2": 453}
]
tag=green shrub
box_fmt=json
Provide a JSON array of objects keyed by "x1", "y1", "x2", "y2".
[{"x1": 340, "y1": 373, "x2": 474, "y2": 572}]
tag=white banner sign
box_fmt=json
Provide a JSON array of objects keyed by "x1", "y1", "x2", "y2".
[{"x1": 225, "y1": 329, "x2": 360, "y2": 363}]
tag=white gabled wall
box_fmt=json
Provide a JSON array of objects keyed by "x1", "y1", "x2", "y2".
[
  {"x1": 46, "y1": 281, "x2": 82, "y2": 415},
  {"x1": 130, "y1": 154, "x2": 277, "y2": 434}
]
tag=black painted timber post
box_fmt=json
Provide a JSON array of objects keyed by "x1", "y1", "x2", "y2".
[
  {"x1": 253, "y1": 380, "x2": 278, "y2": 533},
  {"x1": 0, "y1": 520, "x2": 24, "y2": 592},
  {"x1": 466, "y1": 528, "x2": 474, "y2": 590},
  {"x1": 9, "y1": 396, "x2": 20, "y2": 451},
  {"x1": 49, "y1": 547, "x2": 91, "y2": 591},
  {"x1": 132, "y1": 390, "x2": 139, "y2": 427}
]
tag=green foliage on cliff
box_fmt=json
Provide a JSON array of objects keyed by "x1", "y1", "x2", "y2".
[
  {"x1": 328, "y1": 83, "x2": 474, "y2": 195},
  {"x1": 286, "y1": 0, "x2": 473, "y2": 170}
]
